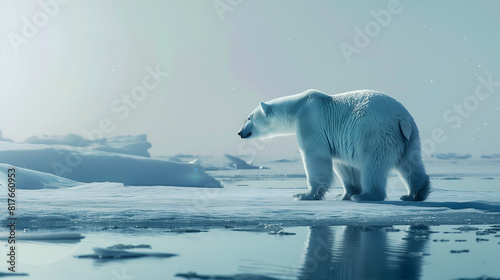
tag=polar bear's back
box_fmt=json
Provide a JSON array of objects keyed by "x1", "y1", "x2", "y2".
[
  {"x1": 297, "y1": 89, "x2": 417, "y2": 138},
  {"x1": 331, "y1": 90, "x2": 410, "y2": 115},
  {"x1": 328, "y1": 90, "x2": 415, "y2": 128},
  {"x1": 302, "y1": 89, "x2": 411, "y2": 114},
  {"x1": 301, "y1": 89, "x2": 418, "y2": 164}
]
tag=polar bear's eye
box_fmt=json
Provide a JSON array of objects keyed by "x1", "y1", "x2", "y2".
[{"x1": 247, "y1": 117, "x2": 251, "y2": 121}]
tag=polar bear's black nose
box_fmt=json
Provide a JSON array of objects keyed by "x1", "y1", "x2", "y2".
[{"x1": 239, "y1": 131, "x2": 251, "y2": 138}]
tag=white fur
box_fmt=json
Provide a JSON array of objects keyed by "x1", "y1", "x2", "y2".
[{"x1": 238, "y1": 89, "x2": 430, "y2": 201}]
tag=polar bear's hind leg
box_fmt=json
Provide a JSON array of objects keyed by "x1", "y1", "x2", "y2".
[{"x1": 398, "y1": 154, "x2": 430, "y2": 201}]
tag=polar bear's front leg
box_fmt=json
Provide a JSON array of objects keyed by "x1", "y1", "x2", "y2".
[
  {"x1": 294, "y1": 154, "x2": 334, "y2": 200},
  {"x1": 333, "y1": 163, "x2": 362, "y2": 200}
]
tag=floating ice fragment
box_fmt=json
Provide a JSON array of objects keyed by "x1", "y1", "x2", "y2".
[
  {"x1": 165, "y1": 229, "x2": 208, "y2": 234},
  {"x1": 454, "y1": 226, "x2": 479, "y2": 231},
  {"x1": 232, "y1": 223, "x2": 283, "y2": 233},
  {"x1": 76, "y1": 248, "x2": 176, "y2": 260},
  {"x1": 0, "y1": 232, "x2": 84, "y2": 241},
  {"x1": 107, "y1": 244, "x2": 152, "y2": 250},
  {"x1": 269, "y1": 230, "x2": 296, "y2": 236},
  {"x1": 0, "y1": 272, "x2": 29, "y2": 277},
  {"x1": 450, "y1": 249, "x2": 469, "y2": 254},
  {"x1": 175, "y1": 272, "x2": 280, "y2": 280}
]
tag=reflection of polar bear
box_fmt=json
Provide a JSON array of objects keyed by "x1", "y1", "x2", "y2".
[{"x1": 238, "y1": 89, "x2": 430, "y2": 201}]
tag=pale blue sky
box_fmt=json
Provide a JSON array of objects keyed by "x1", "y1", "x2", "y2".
[{"x1": 0, "y1": 0, "x2": 499, "y2": 158}]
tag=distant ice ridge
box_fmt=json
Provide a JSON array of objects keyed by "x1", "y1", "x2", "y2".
[
  {"x1": 224, "y1": 154, "x2": 268, "y2": 169},
  {"x1": 481, "y1": 154, "x2": 500, "y2": 159},
  {"x1": 433, "y1": 153, "x2": 472, "y2": 160},
  {"x1": 0, "y1": 138, "x2": 221, "y2": 189},
  {"x1": 24, "y1": 133, "x2": 152, "y2": 157}
]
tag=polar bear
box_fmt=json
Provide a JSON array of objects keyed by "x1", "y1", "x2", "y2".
[{"x1": 237, "y1": 89, "x2": 430, "y2": 201}]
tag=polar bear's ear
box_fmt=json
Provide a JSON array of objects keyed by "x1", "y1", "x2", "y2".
[{"x1": 259, "y1": 102, "x2": 271, "y2": 116}]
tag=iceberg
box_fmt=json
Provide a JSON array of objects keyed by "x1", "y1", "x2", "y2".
[{"x1": 0, "y1": 140, "x2": 221, "y2": 188}]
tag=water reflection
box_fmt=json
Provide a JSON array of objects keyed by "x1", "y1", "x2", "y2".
[{"x1": 298, "y1": 225, "x2": 430, "y2": 280}]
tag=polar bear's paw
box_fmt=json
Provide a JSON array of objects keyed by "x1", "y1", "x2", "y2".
[
  {"x1": 401, "y1": 182, "x2": 430, "y2": 201},
  {"x1": 400, "y1": 195, "x2": 414, "y2": 201},
  {"x1": 400, "y1": 192, "x2": 428, "y2": 202},
  {"x1": 293, "y1": 192, "x2": 322, "y2": 200}
]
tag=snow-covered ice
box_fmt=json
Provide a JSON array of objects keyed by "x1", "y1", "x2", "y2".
[
  {"x1": 7, "y1": 181, "x2": 500, "y2": 230},
  {"x1": 0, "y1": 136, "x2": 498, "y2": 230}
]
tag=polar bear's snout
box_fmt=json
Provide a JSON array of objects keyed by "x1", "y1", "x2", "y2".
[
  {"x1": 237, "y1": 128, "x2": 252, "y2": 139},
  {"x1": 238, "y1": 121, "x2": 253, "y2": 139},
  {"x1": 239, "y1": 131, "x2": 252, "y2": 138}
]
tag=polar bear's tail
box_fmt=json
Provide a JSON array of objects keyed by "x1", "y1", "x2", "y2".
[{"x1": 397, "y1": 119, "x2": 431, "y2": 202}]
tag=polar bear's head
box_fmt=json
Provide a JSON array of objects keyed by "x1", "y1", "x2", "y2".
[
  {"x1": 238, "y1": 101, "x2": 296, "y2": 139},
  {"x1": 237, "y1": 102, "x2": 277, "y2": 139}
]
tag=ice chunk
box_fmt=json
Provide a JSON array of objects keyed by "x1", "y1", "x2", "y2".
[
  {"x1": 76, "y1": 248, "x2": 176, "y2": 260},
  {"x1": 0, "y1": 271, "x2": 29, "y2": 277},
  {"x1": 107, "y1": 244, "x2": 152, "y2": 249},
  {"x1": 175, "y1": 272, "x2": 280, "y2": 280},
  {"x1": 0, "y1": 164, "x2": 80, "y2": 189}
]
